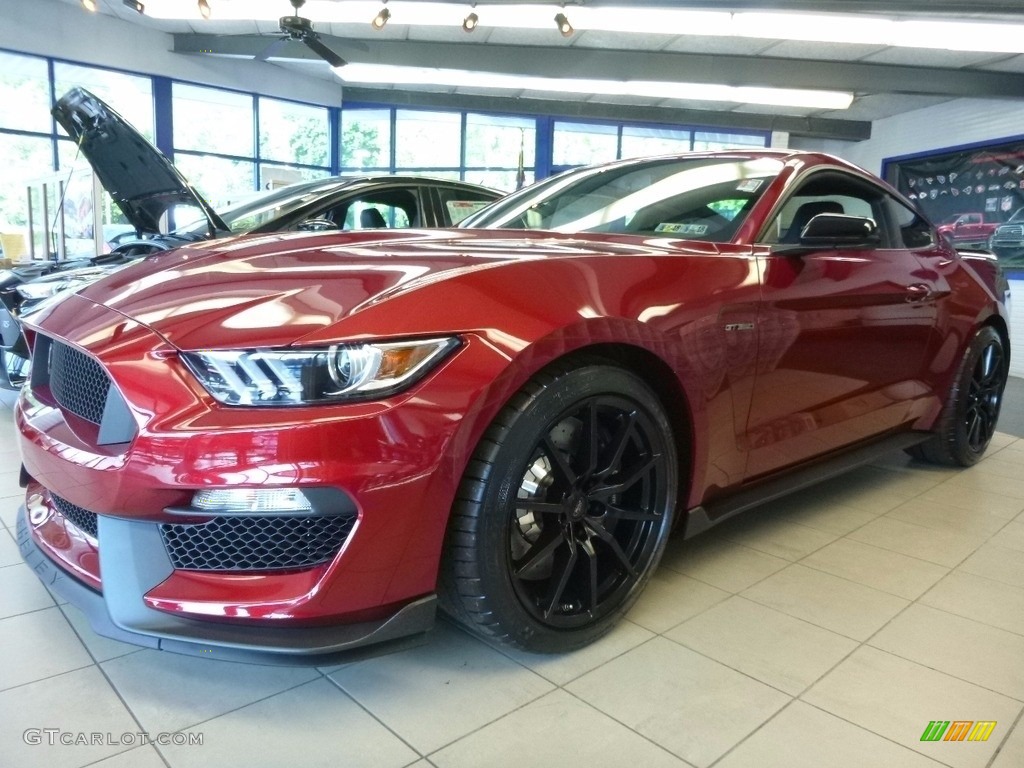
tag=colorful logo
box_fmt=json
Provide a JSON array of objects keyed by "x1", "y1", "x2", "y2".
[{"x1": 920, "y1": 721, "x2": 997, "y2": 742}]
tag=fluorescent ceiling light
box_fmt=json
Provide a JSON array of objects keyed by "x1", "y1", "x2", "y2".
[
  {"x1": 335, "y1": 63, "x2": 854, "y2": 110},
  {"x1": 139, "y1": 0, "x2": 1024, "y2": 54}
]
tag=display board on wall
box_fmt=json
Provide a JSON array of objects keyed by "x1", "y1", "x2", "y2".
[{"x1": 884, "y1": 137, "x2": 1024, "y2": 247}]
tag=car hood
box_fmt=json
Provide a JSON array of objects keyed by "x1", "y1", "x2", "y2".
[
  {"x1": 52, "y1": 87, "x2": 228, "y2": 237},
  {"x1": 70, "y1": 229, "x2": 718, "y2": 350}
]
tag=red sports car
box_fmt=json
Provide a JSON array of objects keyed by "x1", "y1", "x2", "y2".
[{"x1": 15, "y1": 151, "x2": 1009, "y2": 662}]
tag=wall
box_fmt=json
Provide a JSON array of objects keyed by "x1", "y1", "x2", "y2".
[
  {"x1": 795, "y1": 98, "x2": 1024, "y2": 177},
  {"x1": 0, "y1": 0, "x2": 343, "y2": 106}
]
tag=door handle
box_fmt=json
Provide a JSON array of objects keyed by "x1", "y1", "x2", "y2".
[{"x1": 906, "y1": 283, "x2": 936, "y2": 303}]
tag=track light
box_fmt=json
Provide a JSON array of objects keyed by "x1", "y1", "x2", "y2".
[
  {"x1": 198, "y1": 0, "x2": 211, "y2": 19},
  {"x1": 554, "y1": 12, "x2": 573, "y2": 37},
  {"x1": 371, "y1": 5, "x2": 390, "y2": 30},
  {"x1": 81, "y1": 0, "x2": 97, "y2": 11},
  {"x1": 462, "y1": 11, "x2": 479, "y2": 33},
  {"x1": 122, "y1": 0, "x2": 144, "y2": 13}
]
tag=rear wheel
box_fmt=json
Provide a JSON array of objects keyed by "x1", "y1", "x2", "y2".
[
  {"x1": 910, "y1": 326, "x2": 1007, "y2": 466},
  {"x1": 440, "y1": 364, "x2": 677, "y2": 652}
]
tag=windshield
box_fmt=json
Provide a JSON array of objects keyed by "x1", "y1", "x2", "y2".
[
  {"x1": 462, "y1": 155, "x2": 783, "y2": 242},
  {"x1": 172, "y1": 178, "x2": 350, "y2": 236}
]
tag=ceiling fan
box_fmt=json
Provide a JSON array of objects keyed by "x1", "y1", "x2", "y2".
[{"x1": 257, "y1": 0, "x2": 347, "y2": 68}]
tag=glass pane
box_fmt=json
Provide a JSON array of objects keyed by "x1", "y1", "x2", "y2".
[
  {"x1": 173, "y1": 83, "x2": 254, "y2": 156},
  {"x1": 57, "y1": 139, "x2": 134, "y2": 250},
  {"x1": 553, "y1": 121, "x2": 618, "y2": 167},
  {"x1": 393, "y1": 170, "x2": 462, "y2": 181},
  {"x1": 465, "y1": 169, "x2": 533, "y2": 193},
  {"x1": 0, "y1": 51, "x2": 50, "y2": 133},
  {"x1": 621, "y1": 126, "x2": 691, "y2": 159},
  {"x1": 259, "y1": 97, "x2": 329, "y2": 167},
  {"x1": 173, "y1": 153, "x2": 255, "y2": 210},
  {"x1": 344, "y1": 202, "x2": 410, "y2": 230},
  {"x1": 0, "y1": 134, "x2": 54, "y2": 237},
  {"x1": 341, "y1": 109, "x2": 391, "y2": 169},
  {"x1": 693, "y1": 131, "x2": 767, "y2": 151},
  {"x1": 470, "y1": 155, "x2": 781, "y2": 241},
  {"x1": 259, "y1": 164, "x2": 331, "y2": 188},
  {"x1": 54, "y1": 63, "x2": 154, "y2": 142},
  {"x1": 465, "y1": 113, "x2": 535, "y2": 168},
  {"x1": 395, "y1": 110, "x2": 460, "y2": 168}
]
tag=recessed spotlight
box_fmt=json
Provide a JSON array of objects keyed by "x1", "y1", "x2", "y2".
[
  {"x1": 81, "y1": 0, "x2": 97, "y2": 11},
  {"x1": 372, "y1": 6, "x2": 391, "y2": 30},
  {"x1": 198, "y1": 0, "x2": 211, "y2": 19},
  {"x1": 462, "y1": 12, "x2": 479, "y2": 33},
  {"x1": 554, "y1": 12, "x2": 573, "y2": 37},
  {"x1": 122, "y1": 0, "x2": 144, "y2": 13}
]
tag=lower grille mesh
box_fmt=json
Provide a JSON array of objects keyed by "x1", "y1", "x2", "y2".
[
  {"x1": 51, "y1": 494, "x2": 99, "y2": 539},
  {"x1": 160, "y1": 515, "x2": 355, "y2": 571}
]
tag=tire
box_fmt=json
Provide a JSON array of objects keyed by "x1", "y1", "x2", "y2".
[
  {"x1": 440, "y1": 363, "x2": 677, "y2": 653},
  {"x1": 909, "y1": 326, "x2": 1007, "y2": 466}
]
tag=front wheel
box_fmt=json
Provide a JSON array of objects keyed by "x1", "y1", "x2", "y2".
[
  {"x1": 910, "y1": 325, "x2": 1007, "y2": 466},
  {"x1": 440, "y1": 363, "x2": 677, "y2": 653}
]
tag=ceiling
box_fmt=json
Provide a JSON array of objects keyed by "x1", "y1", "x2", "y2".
[{"x1": 56, "y1": 0, "x2": 1024, "y2": 142}]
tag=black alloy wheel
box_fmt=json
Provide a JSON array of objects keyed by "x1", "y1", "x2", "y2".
[
  {"x1": 910, "y1": 325, "x2": 1007, "y2": 466},
  {"x1": 441, "y1": 363, "x2": 677, "y2": 653},
  {"x1": 962, "y1": 334, "x2": 1005, "y2": 454}
]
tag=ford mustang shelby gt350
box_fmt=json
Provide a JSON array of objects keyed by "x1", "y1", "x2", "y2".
[{"x1": 15, "y1": 150, "x2": 1008, "y2": 661}]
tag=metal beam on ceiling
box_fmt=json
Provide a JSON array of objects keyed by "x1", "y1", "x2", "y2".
[
  {"x1": 549, "y1": 0, "x2": 1024, "y2": 17},
  {"x1": 173, "y1": 34, "x2": 1024, "y2": 100}
]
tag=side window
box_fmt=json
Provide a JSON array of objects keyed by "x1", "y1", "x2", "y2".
[
  {"x1": 331, "y1": 189, "x2": 418, "y2": 230},
  {"x1": 435, "y1": 187, "x2": 496, "y2": 226},
  {"x1": 760, "y1": 170, "x2": 886, "y2": 247},
  {"x1": 887, "y1": 198, "x2": 936, "y2": 249}
]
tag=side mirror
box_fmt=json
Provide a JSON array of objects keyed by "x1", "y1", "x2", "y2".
[{"x1": 798, "y1": 214, "x2": 880, "y2": 248}]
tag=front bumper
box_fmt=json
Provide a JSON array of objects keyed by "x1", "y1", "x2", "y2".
[{"x1": 17, "y1": 505, "x2": 435, "y2": 664}]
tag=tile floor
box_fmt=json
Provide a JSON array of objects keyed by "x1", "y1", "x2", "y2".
[{"x1": 1, "y1": 398, "x2": 1023, "y2": 768}]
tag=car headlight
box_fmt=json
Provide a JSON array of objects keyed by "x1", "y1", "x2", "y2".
[{"x1": 181, "y1": 337, "x2": 460, "y2": 406}]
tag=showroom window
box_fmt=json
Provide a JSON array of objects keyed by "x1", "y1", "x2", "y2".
[
  {"x1": 172, "y1": 83, "x2": 256, "y2": 207},
  {"x1": 0, "y1": 52, "x2": 159, "y2": 260},
  {"x1": 258, "y1": 96, "x2": 332, "y2": 187},
  {"x1": 553, "y1": 121, "x2": 620, "y2": 168},
  {"x1": 693, "y1": 130, "x2": 768, "y2": 151},
  {"x1": 465, "y1": 113, "x2": 536, "y2": 191},
  {"x1": 0, "y1": 51, "x2": 51, "y2": 134},
  {"x1": 342, "y1": 106, "x2": 766, "y2": 191},
  {"x1": 395, "y1": 110, "x2": 462, "y2": 172},
  {"x1": 341, "y1": 108, "x2": 391, "y2": 171},
  {"x1": 621, "y1": 126, "x2": 693, "y2": 158},
  {"x1": 0, "y1": 51, "x2": 52, "y2": 250},
  {"x1": 54, "y1": 63, "x2": 155, "y2": 142}
]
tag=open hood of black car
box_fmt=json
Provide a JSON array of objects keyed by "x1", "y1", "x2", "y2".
[{"x1": 52, "y1": 87, "x2": 229, "y2": 238}]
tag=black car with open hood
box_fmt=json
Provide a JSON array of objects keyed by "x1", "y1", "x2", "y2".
[
  {"x1": 53, "y1": 87, "x2": 229, "y2": 239},
  {"x1": 0, "y1": 88, "x2": 502, "y2": 391}
]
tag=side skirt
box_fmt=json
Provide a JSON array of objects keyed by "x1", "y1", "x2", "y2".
[{"x1": 683, "y1": 431, "x2": 930, "y2": 539}]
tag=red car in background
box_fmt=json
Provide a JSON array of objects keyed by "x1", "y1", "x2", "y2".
[
  {"x1": 15, "y1": 151, "x2": 1009, "y2": 662},
  {"x1": 936, "y1": 212, "x2": 1001, "y2": 246}
]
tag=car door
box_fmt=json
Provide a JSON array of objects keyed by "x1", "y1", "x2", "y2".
[{"x1": 744, "y1": 169, "x2": 942, "y2": 479}]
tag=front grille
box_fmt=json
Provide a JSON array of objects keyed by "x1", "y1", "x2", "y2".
[
  {"x1": 993, "y1": 225, "x2": 1024, "y2": 241},
  {"x1": 160, "y1": 515, "x2": 355, "y2": 571},
  {"x1": 51, "y1": 494, "x2": 99, "y2": 539},
  {"x1": 49, "y1": 341, "x2": 111, "y2": 425}
]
